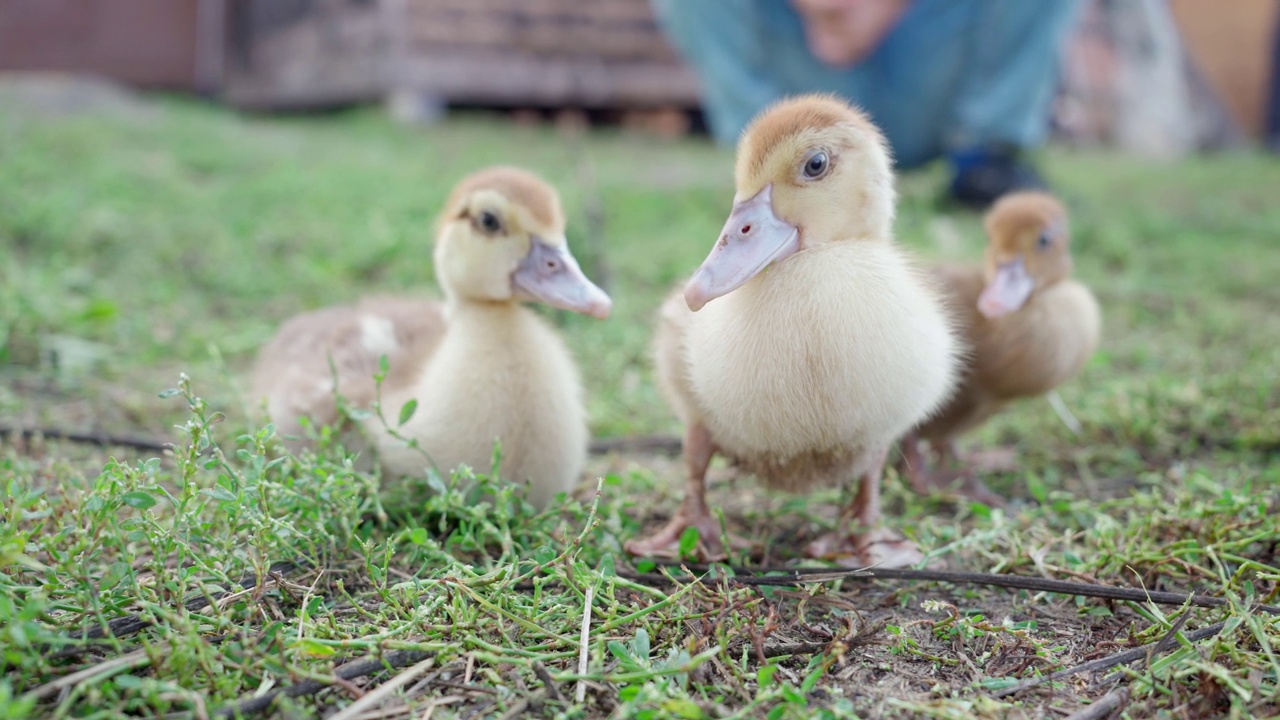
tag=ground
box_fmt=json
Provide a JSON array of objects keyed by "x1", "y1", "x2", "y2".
[{"x1": 1, "y1": 81, "x2": 1278, "y2": 719}]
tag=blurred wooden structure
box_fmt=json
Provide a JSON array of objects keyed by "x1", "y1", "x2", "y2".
[
  {"x1": 0, "y1": 0, "x2": 697, "y2": 112},
  {"x1": 221, "y1": 0, "x2": 699, "y2": 112},
  {"x1": 387, "y1": 0, "x2": 699, "y2": 109},
  {"x1": 2, "y1": 0, "x2": 1277, "y2": 147},
  {"x1": 222, "y1": 0, "x2": 387, "y2": 109},
  {"x1": 0, "y1": 0, "x2": 222, "y2": 92}
]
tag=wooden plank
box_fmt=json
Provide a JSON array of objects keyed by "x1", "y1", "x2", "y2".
[
  {"x1": 221, "y1": 0, "x2": 387, "y2": 110},
  {"x1": 223, "y1": 0, "x2": 697, "y2": 110},
  {"x1": 0, "y1": 0, "x2": 201, "y2": 89},
  {"x1": 396, "y1": 53, "x2": 699, "y2": 107}
]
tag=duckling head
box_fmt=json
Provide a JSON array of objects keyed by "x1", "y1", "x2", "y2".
[
  {"x1": 434, "y1": 167, "x2": 611, "y2": 319},
  {"x1": 685, "y1": 93, "x2": 895, "y2": 311},
  {"x1": 977, "y1": 191, "x2": 1072, "y2": 318}
]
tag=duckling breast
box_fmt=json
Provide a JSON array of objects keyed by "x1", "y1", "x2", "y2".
[
  {"x1": 372, "y1": 306, "x2": 587, "y2": 508},
  {"x1": 684, "y1": 242, "x2": 960, "y2": 488},
  {"x1": 975, "y1": 279, "x2": 1101, "y2": 398}
]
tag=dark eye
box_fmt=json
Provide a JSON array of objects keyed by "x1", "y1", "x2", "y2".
[
  {"x1": 802, "y1": 151, "x2": 829, "y2": 179},
  {"x1": 1036, "y1": 231, "x2": 1053, "y2": 249},
  {"x1": 479, "y1": 211, "x2": 502, "y2": 234}
]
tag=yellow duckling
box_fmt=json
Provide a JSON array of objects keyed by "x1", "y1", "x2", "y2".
[
  {"x1": 626, "y1": 94, "x2": 961, "y2": 567},
  {"x1": 250, "y1": 167, "x2": 611, "y2": 508}
]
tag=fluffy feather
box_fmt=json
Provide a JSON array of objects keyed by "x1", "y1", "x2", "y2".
[
  {"x1": 249, "y1": 166, "x2": 606, "y2": 509},
  {"x1": 631, "y1": 94, "x2": 961, "y2": 566},
  {"x1": 660, "y1": 242, "x2": 958, "y2": 492},
  {"x1": 903, "y1": 191, "x2": 1101, "y2": 501}
]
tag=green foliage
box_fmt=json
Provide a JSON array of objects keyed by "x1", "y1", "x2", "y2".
[{"x1": 1, "y1": 93, "x2": 1278, "y2": 717}]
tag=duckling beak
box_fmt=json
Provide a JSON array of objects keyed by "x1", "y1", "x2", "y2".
[
  {"x1": 978, "y1": 257, "x2": 1035, "y2": 318},
  {"x1": 685, "y1": 184, "x2": 800, "y2": 311},
  {"x1": 513, "y1": 237, "x2": 613, "y2": 319}
]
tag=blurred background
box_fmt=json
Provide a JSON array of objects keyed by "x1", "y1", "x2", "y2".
[
  {"x1": 3, "y1": 7, "x2": 1279, "y2": 718},
  {"x1": 1, "y1": 0, "x2": 1277, "y2": 153},
  {"x1": 0, "y1": 0, "x2": 1277, "y2": 454}
]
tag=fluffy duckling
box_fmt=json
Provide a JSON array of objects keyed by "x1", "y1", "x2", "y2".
[
  {"x1": 250, "y1": 167, "x2": 612, "y2": 509},
  {"x1": 625, "y1": 94, "x2": 961, "y2": 568},
  {"x1": 900, "y1": 192, "x2": 1100, "y2": 505}
]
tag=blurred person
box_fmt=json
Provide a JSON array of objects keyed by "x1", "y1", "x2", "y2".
[{"x1": 652, "y1": 0, "x2": 1082, "y2": 207}]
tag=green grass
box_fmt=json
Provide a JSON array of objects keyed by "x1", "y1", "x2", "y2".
[{"x1": 1, "y1": 87, "x2": 1278, "y2": 718}]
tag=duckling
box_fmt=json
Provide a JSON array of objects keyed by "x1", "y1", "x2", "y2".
[
  {"x1": 900, "y1": 192, "x2": 1101, "y2": 505},
  {"x1": 250, "y1": 167, "x2": 612, "y2": 509},
  {"x1": 625, "y1": 94, "x2": 961, "y2": 568}
]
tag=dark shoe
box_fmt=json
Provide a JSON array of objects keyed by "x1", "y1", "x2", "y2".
[{"x1": 947, "y1": 145, "x2": 1048, "y2": 209}]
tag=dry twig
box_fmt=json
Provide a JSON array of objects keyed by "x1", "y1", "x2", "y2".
[
  {"x1": 51, "y1": 560, "x2": 302, "y2": 656},
  {"x1": 215, "y1": 649, "x2": 434, "y2": 717},
  {"x1": 1064, "y1": 688, "x2": 1128, "y2": 720},
  {"x1": 532, "y1": 661, "x2": 564, "y2": 703},
  {"x1": 0, "y1": 425, "x2": 170, "y2": 452},
  {"x1": 5, "y1": 423, "x2": 684, "y2": 457},
  {"x1": 588, "y1": 434, "x2": 682, "y2": 455},
  {"x1": 642, "y1": 564, "x2": 1280, "y2": 616},
  {"x1": 991, "y1": 621, "x2": 1225, "y2": 698},
  {"x1": 22, "y1": 649, "x2": 151, "y2": 702},
  {"x1": 327, "y1": 656, "x2": 436, "y2": 720}
]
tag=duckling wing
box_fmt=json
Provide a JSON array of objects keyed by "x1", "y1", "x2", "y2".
[
  {"x1": 249, "y1": 297, "x2": 446, "y2": 436},
  {"x1": 974, "y1": 281, "x2": 1100, "y2": 397},
  {"x1": 909, "y1": 262, "x2": 987, "y2": 439},
  {"x1": 652, "y1": 284, "x2": 700, "y2": 428},
  {"x1": 931, "y1": 262, "x2": 986, "y2": 333}
]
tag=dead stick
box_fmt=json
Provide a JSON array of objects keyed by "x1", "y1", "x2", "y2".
[
  {"x1": 214, "y1": 649, "x2": 433, "y2": 717},
  {"x1": 1144, "y1": 612, "x2": 1192, "y2": 665},
  {"x1": 1064, "y1": 688, "x2": 1128, "y2": 720},
  {"x1": 4, "y1": 424, "x2": 681, "y2": 457},
  {"x1": 639, "y1": 564, "x2": 1280, "y2": 616},
  {"x1": 50, "y1": 560, "x2": 302, "y2": 656},
  {"x1": 532, "y1": 661, "x2": 564, "y2": 703},
  {"x1": 991, "y1": 621, "x2": 1225, "y2": 698},
  {"x1": 0, "y1": 425, "x2": 171, "y2": 452},
  {"x1": 588, "y1": 434, "x2": 682, "y2": 455},
  {"x1": 326, "y1": 655, "x2": 435, "y2": 720},
  {"x1": 22, "y1": 649, "x2": 152, "y2": 702}
]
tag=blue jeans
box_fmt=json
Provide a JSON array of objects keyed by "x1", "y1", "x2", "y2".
[{"x1": 652, "y1": 0, "x2": 1081, "y2": 168}]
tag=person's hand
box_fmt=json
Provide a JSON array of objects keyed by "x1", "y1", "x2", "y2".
[{"x1": 789, "y1": 0, "x2": 911, "y2": 68}]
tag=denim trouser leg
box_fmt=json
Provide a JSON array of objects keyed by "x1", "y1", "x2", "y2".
[
  {"x1": 652, "y1": 0, "x2": 1081, "y2": 168},
  {"x1": 940, "y1": 0, "x2": 1084, "y2": 154}
]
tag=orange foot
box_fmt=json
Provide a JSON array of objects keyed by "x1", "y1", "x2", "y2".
[
  {"x1": 624, "y1": 509, "x2": 755, "y2": 561},
  {"x1": 804, "y1": 527, "x2": 926, "y2": 569}
]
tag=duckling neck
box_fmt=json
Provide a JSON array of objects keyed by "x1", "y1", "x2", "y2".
[
  {"x1": 447, "y1": 297, "x2": 524, "y2": 320},
  {"x1": 435, "y1": 297, "x2": 555, "y2": 376}
]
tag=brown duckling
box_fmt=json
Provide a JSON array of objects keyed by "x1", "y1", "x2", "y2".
[{"x1": 901, "y1": 191, "x2": 1101, "y2": 505}]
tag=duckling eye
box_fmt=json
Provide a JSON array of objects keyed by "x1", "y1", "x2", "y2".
[
  {"x1": 478, "y1": 211, "x2": 503, "y2": 235},
  {"x1": 802, "y1": 151, "x2": 829, "y2": 179},
  {"x1": 1036, "y1": 231, "x2": 1053, "y2": 250}
]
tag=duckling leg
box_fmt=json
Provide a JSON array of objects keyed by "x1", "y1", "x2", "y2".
[
  {"x1": 624, "y1": 423, "x2": 752, "y2": 560},
  {"x1": 804, "y1": 448, "x2": 924, "y2": 569},
  {"x1": 896, "y1": 438, "x2": 1003, "y2": 504},
  {"x1": 898, "y1": 431, "x2": 931, "y2": 495},
  {"x1": 967, "y1": 446, "x2": 1018, "y2": 473}
]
